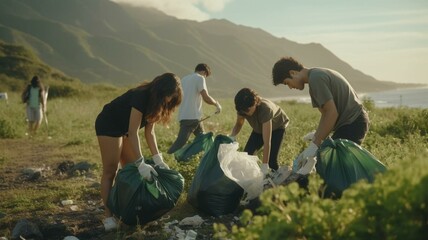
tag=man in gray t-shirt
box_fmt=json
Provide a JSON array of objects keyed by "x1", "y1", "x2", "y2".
[{"x1": 271, "y1": 57, "x2": 369, "y2": 174}]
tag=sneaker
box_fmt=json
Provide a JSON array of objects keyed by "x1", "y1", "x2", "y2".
[{"x1": 103, "y1": 217, "x2": 118, "y2": 231}]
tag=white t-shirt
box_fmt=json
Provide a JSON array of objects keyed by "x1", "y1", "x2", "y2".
[{"x1": 178, "y1": 72, "x2": 208, "y2": 120}]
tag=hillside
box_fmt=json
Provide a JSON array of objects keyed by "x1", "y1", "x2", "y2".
[
  {"x1": 0, "y1": 0, "x2": 417, "y2": 97},
  {"x1": 0, "y1": 41, "x2": 85, "y2": 98}
]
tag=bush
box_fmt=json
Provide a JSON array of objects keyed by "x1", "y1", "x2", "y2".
[
  {"x1": 0, "y1": 119, "x2": 18, "y2": 138},
  {"x1": 378, "y1": 110, "x2": 428, "y2": 139},
  {"x1": 362, "y1": 96, "x2": 375, "y2": 112},
  {"x1": 215, "y1": 153, "x2": 428, "y2": 239}
]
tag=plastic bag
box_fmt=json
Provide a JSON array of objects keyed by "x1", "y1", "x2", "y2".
[
  {"x1": 187, "y1": 135, "x2": 243, "y2": 217},
  {"x1": 107, "y1": 160, "x2": 184, "y2": 225},
  {"x1": 217, "y1": 142, "x2": 264, "y2": 200},
  {"x1": 316, "y1": 138, "x2": 387, "y2": 198},
  {"x1": 174, "y1": 132, "x2": 214, "y2": 162}
]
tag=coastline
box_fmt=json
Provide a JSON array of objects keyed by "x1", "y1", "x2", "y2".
[{"x1": 269, "y1": 86, "x2": 428, "y2": 109}]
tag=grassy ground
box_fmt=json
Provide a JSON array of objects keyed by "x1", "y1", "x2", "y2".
[{"x1": 1, "y1": 89, "x2": 427, "y2": 239}]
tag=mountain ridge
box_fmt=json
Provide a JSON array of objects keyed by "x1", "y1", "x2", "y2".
[{"x1": 0, "y1": 0, "x2": 420, "y2": 97}]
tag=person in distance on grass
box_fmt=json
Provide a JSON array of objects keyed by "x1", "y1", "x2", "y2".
[
  {"x1": 167, "y1": 63, "x2": 222, "y2": 154},
  {"x1": 21, "y1": 75, "x2": 46, "y2": 137},
  {"x1": 95, "y1": 73, "x2": 182, "y2": 231},
  {"x1": 229, "y1": 88, "x2": 290, "y2": 175},
  {"x1": 271, "y1": 56, "x2": 369, "y2": 174}
]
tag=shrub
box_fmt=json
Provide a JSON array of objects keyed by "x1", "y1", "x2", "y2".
[
  {"x1": 0, "y1": 119, "x2": 18, "y2": 138},
  {"x1": 378, "y1": 110, "x2": 428, "y2": 138},
  {"x1": 215, "y1": 153, "x2": 428, "y2": 239}
]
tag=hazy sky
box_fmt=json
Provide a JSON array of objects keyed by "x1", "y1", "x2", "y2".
[{"x1": 111, "y1": 0, "x2": 428, "y2": 85}]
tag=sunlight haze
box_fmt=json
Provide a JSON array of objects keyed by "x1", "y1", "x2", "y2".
[{"x1": 111, "y1": 0, "x2": 428, "y2": 85}]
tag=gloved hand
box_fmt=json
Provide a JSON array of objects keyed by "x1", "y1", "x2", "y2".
[
  {"x1": 228, "y1": 135, "x2": 236, "y2": 142},
  {"x1": 302, "y1": 141, "x2": 319, "y2": 160},
  {"x1": 260, "y1": 163, "x2": 270, "y2": 175},
  {"x1": 293, "y1": 141, "x2": 318, "y2": 173},
  {"x1": 138, "y1": 160, "x2": 158, "y2": 181},
  {"x1": 215, "y1": 101, "x2": 222, "y2": 114},
  {"x1": 302, "y1": 131, "x2": 315, "y2": 142},
  {"x1": 296, "y1": 156, "x2": 317, "y2": 175},
  {"x1": 292, "y1": 153, "x2": 304, "y2": 172},
  {"x1": 153, "y1": 153, "x2": 170, "y2": 169}
]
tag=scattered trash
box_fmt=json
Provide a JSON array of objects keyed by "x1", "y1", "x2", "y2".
[
  {"x1": 11, "y1": 219, "x2": 43, "y2": 240},
  {"x1": 61, "y1": 200, "x2": 73, "y2": 206},
  {"x1": 179, "y1": 215, "x2": 204, "y2": 227},
  {"x1": 185, "y1": 229, "x2": 197, "y2": 240},
  {"x1": 63, "y1": 236, "x2": 79, "y2": 240},
  {"x1": 70, "y1": 205, "x2": 80, "y2": 211}
]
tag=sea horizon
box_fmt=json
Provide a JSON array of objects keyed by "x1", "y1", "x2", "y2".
[{"x1": 269, "y1": 86, "x2": 428, "y2": 109}]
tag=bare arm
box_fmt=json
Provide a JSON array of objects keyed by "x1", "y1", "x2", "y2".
[
  {"x1": 262, "y1": 120, "x2": 273, "y2": 164},
  {"x1": 313, "y1": 99, "x2": 338, "y2": 146},
  {"x1": 200, "y1": 89, "x2": 218, "y2": 106},
  {"x1": 230, "y1": 114, "x2": 245, "y2": 136},
  {"x1": 144, "y1": 122, "x2": 160, "y2": 156},
  {"x1": 128, "y1": 107, "x2": 144, "y2": 159}
]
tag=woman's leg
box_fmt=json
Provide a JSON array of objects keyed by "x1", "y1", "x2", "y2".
[
  {"x1": 97, "y1": 135, "x2": 122, "y2": 218},
  {"x1": 32, "y1": 107, "x2": 43, "y2": 134},
  {"x1": 120, "y1": 136, "x2": 140, "y2": 166}
]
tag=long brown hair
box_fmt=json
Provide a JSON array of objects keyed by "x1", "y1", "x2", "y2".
[{"x1": 137, "y1": 73, "x2": 182, "y2": 124}]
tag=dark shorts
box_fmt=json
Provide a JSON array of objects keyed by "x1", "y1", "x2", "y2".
[
  {"x1": 95, "y1": 113, "x2": 126, "y2": 137},
  {"x1": 332, "y1": 110, "x2": 370, "y2": 145}
]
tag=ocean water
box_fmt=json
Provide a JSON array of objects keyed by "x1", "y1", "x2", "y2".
[
  {"x1": 271, "y1": 87, "x2": 428, "y2": 109},
  {"x1": 361, "y1": 87, "x2": 428, "y2": 109}
]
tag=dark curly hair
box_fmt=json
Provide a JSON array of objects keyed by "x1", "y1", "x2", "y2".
[
  {"x1": 272, "y1": 57, "x2": 303, "y2": 85},
  {"x1": 234, "y1": 88, "x2": 260, "y2": 116}
]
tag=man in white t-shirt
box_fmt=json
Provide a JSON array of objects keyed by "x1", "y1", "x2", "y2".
[{"x1": 168, "y1": 63, "x2": 222, "y2": 154}]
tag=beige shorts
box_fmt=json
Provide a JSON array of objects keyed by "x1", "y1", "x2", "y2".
[{"x1": 26, "y1": 105, "x2": 43, "y2": 122}]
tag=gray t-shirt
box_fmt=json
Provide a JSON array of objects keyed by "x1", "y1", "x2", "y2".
[
  {"x1": 245, "y1": 98, "x2": 289, "y2": 134},
  {"x1": 308, "y1": 68, "x2": 362, "y2": 130}
]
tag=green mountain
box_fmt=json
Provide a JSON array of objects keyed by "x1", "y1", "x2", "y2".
[
  {"x1": 0, "y1": 40, "x2": 76, "y2": 85},
  {"x1": 0, "y1": 0, "x2": 412, "y2": 97}
]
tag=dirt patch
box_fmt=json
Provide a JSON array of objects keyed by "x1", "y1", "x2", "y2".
[{"x1": 0, "y1": 139, "x2": 241, "y2": 240}]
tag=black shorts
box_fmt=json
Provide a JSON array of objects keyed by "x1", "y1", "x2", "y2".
[{"x1": 95, "y1": 113, "x2": 126, "y2": 137}]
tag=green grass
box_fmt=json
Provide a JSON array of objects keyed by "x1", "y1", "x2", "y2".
[{"x1": 1, "y1": 85, "x2": 427, "y2": 239}]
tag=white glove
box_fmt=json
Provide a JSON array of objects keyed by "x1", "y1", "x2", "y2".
[
  {"x1": 296, "y1": 156, "x2": 317, "y2": 175},
  {"x1": 138, "y1": 160, "x2": 158, "y2": 181},
  {"x1": 303, "y1": 131, "x2": 315, "y2": 142},
  {"x1": 292, "y1": 153, "x2": 304, "y2": 172},
  {"x1": 228, "y1": 135, "x2": 236, "y2": 142},
  {"x1": 302, "y1": 141, "x2": 319, "y2": 160},
  {"x1": 293, "y1": 141, "x2": 318, "y2": 173},
  {"x1": 215, "y1": 101, "x2": 222, "y2": 114},
  {"x1": 260, "y1": 163, "x2": 270, "y2": 175},
  {"x1": 153, "y1": 153, "x2": 169, "y2": 169}
]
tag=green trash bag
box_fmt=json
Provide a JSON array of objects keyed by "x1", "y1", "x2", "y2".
[
  {"x1": 107, "y1": 160, "x2": 184, "y2": 225},
  {"x1": 316, "y1": 138, "x2": 387, "y2": 198},
  {"x1": 174, "y1": 132, "x2": 214, "y2": 162},
  {"x1": 187, "y1": 134, "x2": 244, "y2": 217}
]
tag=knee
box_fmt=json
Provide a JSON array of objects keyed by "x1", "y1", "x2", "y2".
[{"x1": 102, "y1": 165, "x2": 118, "y2": 179}]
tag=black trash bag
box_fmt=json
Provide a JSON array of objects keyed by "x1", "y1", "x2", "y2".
[
  {"x1": 107, "y1": 160, "x2": 184, "y2": 225},
  {"x1": 316, "y1": 138, "x2": 387, "y2": 198},
  {"x1": 187, "y1": 134, "x2": 244, "y2": 217},
  {"x1": 174, "y1": 132, "x2": 214, "y2": 162}
]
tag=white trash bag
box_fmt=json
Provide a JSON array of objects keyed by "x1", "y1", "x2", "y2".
[{"x1": 217, "y1": 142, "x2": 264, "y2": 200}]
